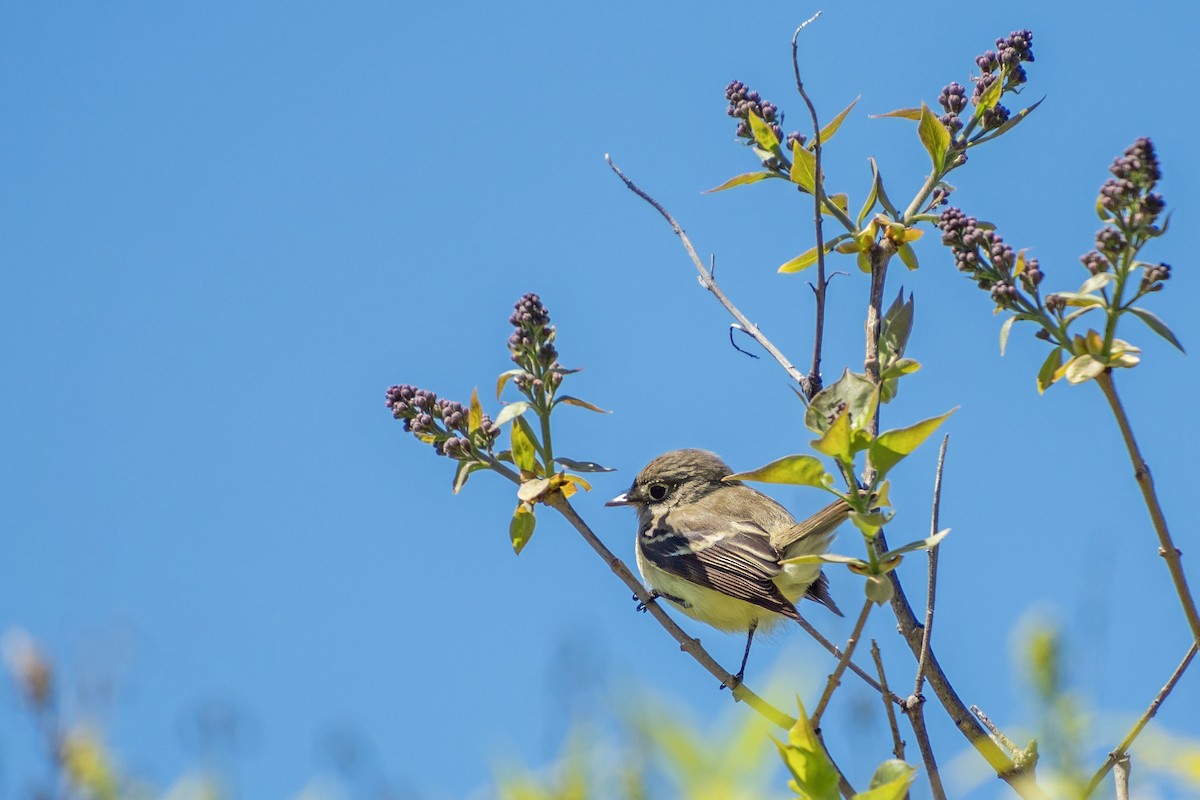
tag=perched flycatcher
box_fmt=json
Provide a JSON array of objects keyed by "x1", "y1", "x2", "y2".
[{"x1": 606, "y1": 448, "x2": 849, "y2": 681}]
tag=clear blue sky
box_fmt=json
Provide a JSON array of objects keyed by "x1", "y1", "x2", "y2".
[{"x1": 3, "y1": 3, "x2": 1198, "y2": 798}]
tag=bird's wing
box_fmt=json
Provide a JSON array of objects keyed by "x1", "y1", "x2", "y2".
[{"x1": 638, "y1": 513, "x2": 800, "y2": 621}]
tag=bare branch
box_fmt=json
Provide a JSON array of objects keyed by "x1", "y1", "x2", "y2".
[
  {"x1": 902, "y1": 694, "x2": 948, "y2": 800},
  {"x1": 606, "y1": 155, "x2": 813, "y2": 395},
  {"x1": 1084, "y1": 643, "x2": 1197, "y2": 796},
  {"x1": 791, "y1": 14, "x2": 828, "y2": 398},
  {"x1": 546, "y1": 495, "x2": 796, "y2": 729},
  {"x1": 812, "y1": 599, "x2": 874, "y2": 728},
  {"x1": 1095, "y1": 370, "x2": 1200, "y2": 645},
  {"x1": 915, "y1": 435, "x2": 949, "y2": 696},
  {"x1": 872, "y1": 641, "x2": 905, "y2": 761}
]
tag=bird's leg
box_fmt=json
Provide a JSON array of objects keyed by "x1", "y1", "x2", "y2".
[
  {"x1": 721, "y1": 622, "x2": 757, "y2": 690},
  {"x1": 635, "y1": 589, "x2": 689, "y2": 612}
]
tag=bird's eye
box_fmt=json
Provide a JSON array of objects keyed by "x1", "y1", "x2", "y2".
[{"x1": 648, "y1": 483, "x2": 668, "y2": 501}]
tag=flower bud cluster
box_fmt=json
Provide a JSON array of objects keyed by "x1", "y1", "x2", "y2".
[
  {"x1": 385, "y1": 384, "x2": 499, "y2": 459},
  {"x1": 1140, "y1": 262, "x2": 1171, "y2": 293},
  {"x1": 937, "y1": 207, "x2": 1042, "y2": 312},
  {"x1": 1098, "y1": 138, "x2": 1165, "y2": 230},
  {"x1": 725, "y1": 80, "x2": 784, "y2": 144},
  {"x1": 508, "y1": 293, "x2": 558, "y2": 368},
  {"x1": 938, "y1": 30, "x2": 1034, "y2": 136}
]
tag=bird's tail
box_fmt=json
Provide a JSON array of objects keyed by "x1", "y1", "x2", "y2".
[{"x1": 774, "y1": 498, "x2": 852, "y2": 552}]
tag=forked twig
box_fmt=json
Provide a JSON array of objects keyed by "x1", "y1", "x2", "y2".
[{"x1": 606, "y1": 156, "x2": 814, "y2": 395}]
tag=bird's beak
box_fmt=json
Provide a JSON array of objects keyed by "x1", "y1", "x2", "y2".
[{"x1": 605, "y1": 492, "x2": 632, "y2": 507}]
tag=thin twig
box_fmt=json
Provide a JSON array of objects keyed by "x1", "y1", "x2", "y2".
[
  {"x1": 812, "y1": 599, "x2": 874, "y2": 728},
  {"x1": 546, "y1": 494, "x2": 797, "y2": 729},
  {"x1": 872, "y1": 641, "x2": 905, "y2": 761},
  {"x1": 606, "y1": 155, "x2": 813, "y2": 395},
  {"x1": 1083, "y1": 642, "x2": 1197, "y2": 796},
  {"x1": 902, "y1": 694, "x2": 948, "y2": 800},
  {"x1": 970, "y1": 705, "x2": 1019, "y2": 755},
  {"x1": 791, "y1": 14, "x2": 828, "y2": 399},
  {"x1": 916, "y1": 435, "x2": 949, "y2": 696},
  {"x1": 1113, "y1": 755, "x2": 1131, "y2": 800},
  {"x1": 1095, "y1": 369, "x2": 1200, "y2": 645},
  {"x1": 794, "y1": 612, "x2": 900, "y2": 704}
]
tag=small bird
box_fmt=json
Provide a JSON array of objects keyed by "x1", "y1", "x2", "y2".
[{"x1": 606, "y1": 449, "x2": 849, "y2": 683}]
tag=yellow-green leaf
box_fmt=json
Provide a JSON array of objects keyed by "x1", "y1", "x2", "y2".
[
  {"x1": 917, "y1": 102, "x2": 950, "y2": 172},
  {"x1": 872, "y1": 107, "x2": 922, "y2": 120},
  {"x1": 468, "y1": 387, "x2": 482, "y2": 434},
  {"x1": 1037, "y1": 347, "x2": 1064, "y2": 394},
  {"x1": 748, "y1": 110, "x2": 780, "y2": 152},
  {"x1": 511, "y1": 416, "x2": 538, "y2": 473},
  {"x1": 496, "y1": 368, "x2": 524, "y2": 399},
  {"x1": 556, "y1": 395, "x2": 612, "y2": 413},
  {"x1": 493, "y1": 400, "x2": 530, "y2": 427},
  {"x1": 974, "y1": 74, "x2": 1003, "y2": 115},
  {"x1": 775, "y1": 700, "x2": 840, "y2": 800},
  {"x1": 790, "y1": 138, "x2": 817, "y2": 192},
  {"x1": 808, "y1": 95, "x2": 860, "y2": 149},
  {"x1": 1064, "y1": 353, "x2": 1105, "y2": 384},
  {"x1": 725, "y1": 454, "x2": 829, "y2": 488},
  {"x1": 1129, "y1": 307, "x2": 1185, "y2": 352},
  {"x1": 704, "y1": 171, "x2": 776, "y2": 193},
  {"x1": 509, "y1": 503, "x2": 536, "y2": 554},
  {"x1": 868, "y1": 408, "x2": 957, "y2": 479},
  {"x1": 896, "y1": 242, "x2": 920, "y2": 271},
  {"x1": 854, "y1": 760, "x2": 917, "y2": 800},
  {"x1": 811, "y1": 405, "x2": 854, "y2": 463}
]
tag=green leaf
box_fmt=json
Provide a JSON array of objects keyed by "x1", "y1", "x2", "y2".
[
  {"x1": 775, "y1": 700, "x2": 841, "y2": 800},
  {"x1": 468, "y1": 387, "x2": 483, "y2": 434},
  {"x1": 509, "y1": 503, "x2": 536, "y2": 554},
  {"x1": 999, "y1": 316, "x2": 1015, "y2": 356},
  {"x1": 555, "y1": 395, "x2": 612, "y2": 413},
  {"x1": 970, "y1": 96, "x2": 1045, "y2": 145},
  {"x1": 1128, "y1": 307, "x2": 1185, "y2": 352},
  {"x1": 822, "y1": 193, "x2": 850, "y2": 216},
  {"x1": 872, "y1": 107, "x2": 922, "y2": 120},
  {"x1": 882, "y1": 529, "x2": 950, "y2": 560},
  {"x1": 896, "y1": 242, "x2": 919, "y2": 271},
  {"x1": 517, "y1": 477, "x2": 551, "y2": 503},
  {"x1": 868, "y1": 408, "x2": 957, "y2": 479},
  {"x1": 748, "y1": 110, "x2": 781, "y2": 153},
  {"x1": 880, "y1": 290, "x2": 914, "y2": 362},
  {"x1": 789, "y1": 138, "x2": 817, "y2": 192},
  {"x1": 452, "y1": 460, "x2": 486, "y2": 494},
  {"x1": 493, "y1": 400, "x2": 531, "y2": 427},
  {"x1": 857, "y1": 159, "x2": 881, "y2": 226},
  {"x1": 810, "y1": 95, "x2": 860, "y2": 148},
  {"x1": 704, "y1": 171, "x2": 776, "y2": 193},
  {"x1": 864, "y1": 574, "x2": 894, "y2": 605},
  {"x1": 881, "y1": 358, "x2": 921, "y2": 381},
  {"x1": 511, "y1": 416, "x2": 539, "y2": 473},
  {"x1": 1037, "y1": 347, "x2": 1064, "y2": 394},
  {"x1": 974, "y1": 73, "x2": 1003, "y2": 115},
  {"x1": 917, "y1": 102, "x2": 950, "y2": 172},
  {"x1": 554, "y1": 456, "x2": 616, "y2": 473},
  {"x1": 779, "y1": 237, "x2": 846, "y2": 274},
  {"x1": 725, "y1": 454, "x2": 829, "y2": 488},
  {"x1": 1057, "y1": 291, "x2": 1106, "y2": 308},
  {"x1": 811, "y1": 405, "x2": 854, "y2": 463},
  {"x1": 1078, "y1": 272, "x2": 1115, "y2": 295},
  {"x1": 853, "y1": 760, "x2": 917, "y2": 800},
  {"x1": 783, "y1": 552, "x2": 869, "y2": 567},
  {"x1": 496, "y1": 368, "x2": 524, "y2": 399},
  {"x1": 1064, "y1": 353, "x2": 1105, "y2": 384},
  {"x1": 805, "y1": 369, "x2": 879, "y2": 436}
]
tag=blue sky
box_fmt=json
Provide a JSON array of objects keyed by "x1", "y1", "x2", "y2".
[{"x1": 3, "y1": 2, "x2": 1198, "y2": 798}]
